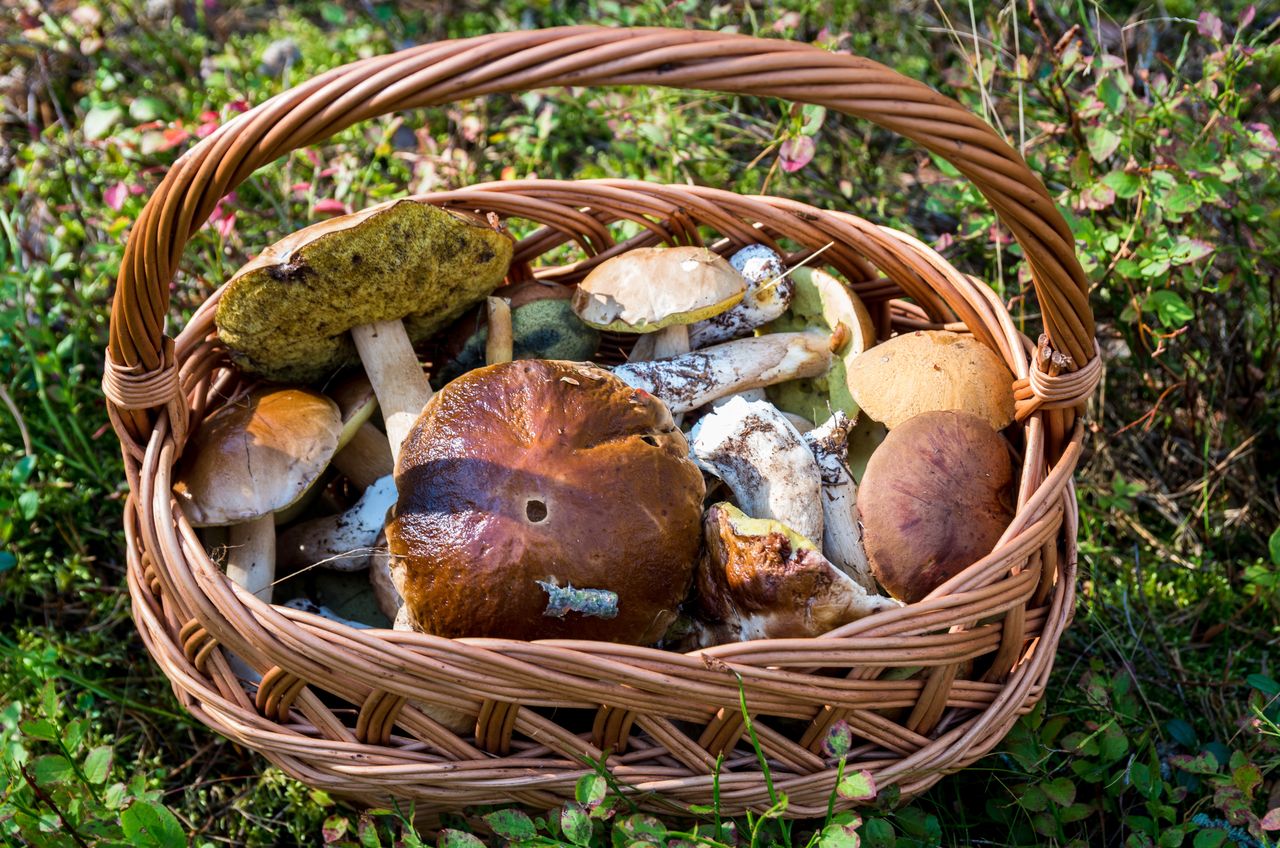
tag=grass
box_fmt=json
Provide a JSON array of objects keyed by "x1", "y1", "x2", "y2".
[{"x1": 2, "y1": 0, "x2": 1279, "y2": 845}]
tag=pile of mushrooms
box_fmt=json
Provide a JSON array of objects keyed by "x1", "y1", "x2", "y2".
[{"x1": 178, "y1": 198, "x2": 1022, "y2": 676}]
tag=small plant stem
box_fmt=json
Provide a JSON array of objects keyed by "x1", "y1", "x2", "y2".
[{"x1": 19, "y1": 765, "x2": 93, "y2": 848}]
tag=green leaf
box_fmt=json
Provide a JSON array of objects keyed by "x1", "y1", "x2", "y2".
[
  {"x1": 1193, "y1": 828, "x2": 1227, "y2": 848},
  {"x1": 1087, "y1": 125, "x2": 1122, "y2": 162},
  {"x1": 614, "y1": 813, "x2": 666, "y2": 844},
  {"x1": 1101, "y1": 170, "x2": 1142, "y2": 199},
  {"x1": 1169, "y1": 237, "x2": 1214, "y2": 265},
  {"x1": 1269, "y1": 526, "x2": 1280, "y2": 566},
  {"x1": 1017, "y1": 784, "x2": 1048, "y2": 811},
  {"x1": 11, "y1": 455, "x2": 36, "y2": 485},
  {"x1": 1042, "y1": 777, "x2": 1076, "y2": 806},
  {"x1": 1165, "y1": 184, "x2": 1202, "y2": 216},
  {"x1": 18, "y1": 489, "x2": 38, "y2": 521},
  {"x1": 1144, "y1": 290, "x2": 1194, "y2": 327},
  {"x1": 83, "y1": 746, "x2": 112, "y2": 784},
  {"x1": 120, "y1": 800, "x2": 187, "y2": 848},
  {"x1": 1170, "y1": 751, "x2": 1220, "y2": 774},
  {"x1": 1246, "y1": 673, "x2": 1280, "y2": 696},
  {"x1": 860, "y1": 818, "x2": 894, "y2": 848},
  {"x1": 1129, "y1": 762, "x2": 1157, "y2": 798},
  {"x1": 128, "y1": 96, "x2": 168, "y2": 123},
  {"x1": 575, "y1": 772, "x2": 607, "y2": 808},
  {"x1": 83, "y1": 104, "x2": 124, "y2": 140},
  {"x1": 836, "y1": 769, "x2": 876, "y2": 801},
  {"x1": 20, "y1": 719, "x2": 59, "y2": 743},
  {"x1": 1097, "y1": 75, "x2": 1127, "y2": 113},
  {"x1": 483, "y1": 809, "x2": 536, "y2": 842},
  {"x1": 0, "y1": 551, "x2": 14, "y2": 573},
  {"x1": 31, "y1": 754, "x2": 74, "y2": 785},
  {"x1": 817, "y1": 819, "x2": 861, "y2": 848},
  {"x1": 560, "y1": 803, "x2": 592, "y2": 847},
  {"x1": 436, "y1": 829, "x2": 484, "y2": 848},
  {"x1": 1166, "y1": 719, "x2": 1197, "y2": 748}
]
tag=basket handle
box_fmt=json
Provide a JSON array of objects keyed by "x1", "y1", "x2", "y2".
[{"x1": 105, "y1": 25, "x2": 1097, "y2": 448}]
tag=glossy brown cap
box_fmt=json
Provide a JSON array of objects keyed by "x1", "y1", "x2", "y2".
[
  {"x1": 173, "y1": 387, "x2": 342, "y2": 526},
  {"x1": 387, "y1": 359, "x2": 706, "y2": 643},
  {"x1": 858, "y1": 410, "x2": 1014, "y2": 602}
]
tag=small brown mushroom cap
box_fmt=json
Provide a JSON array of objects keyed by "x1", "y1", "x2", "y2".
[
  {"x1": 571, "y1": 246, "x2": 746, "y2": 333},
  {"x1": 858, "y1": 410, "x2": 1014, "y2": 603},
  {"x1": 174, "y1": 387, "x2": 343, "y2": 526},
  {"x1": 387, "y1": 359, "x2": 706, "y2": 643},
  {"x1": 215, "y1": 199, "x2": 514, "y2": 383},
  {"x1": 847, "y1": 330, "x2": 1015, "y2": 429}
]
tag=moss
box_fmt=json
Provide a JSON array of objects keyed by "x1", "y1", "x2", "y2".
[{"x1": 216, "y1": 200, "x2": 514, "y2": 384}]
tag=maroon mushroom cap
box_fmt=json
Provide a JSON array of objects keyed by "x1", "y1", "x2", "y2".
[
  {"x1": 859, "y1": 410, "x2": 1015, "y2": 603},
  {"x1": 387, "y1": 359, "x2": 706, "y2": 643}
]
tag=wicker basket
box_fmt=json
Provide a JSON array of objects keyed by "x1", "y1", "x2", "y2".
[{"x1": 104, "y1": 27, "x2": 1102, "y2": 817}]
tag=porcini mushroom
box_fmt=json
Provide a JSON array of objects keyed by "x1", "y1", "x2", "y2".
[
  {"x1": 803, "y1": 412, "x2": 875, "y2": 591},
  {"x1": 689, "y1": 395, "x2": 823, "y2": 545},
  {"x1": 174, "y1": 387, "x2": 342, "y2": 600},
  {"x1": 572, "y1": 246, "x2": 746, "y2": 360},
  {"x1": 277, "y1": 475, "x2": 395, "y2": 572},
  {"x1": 681, "y1": 503, "x2": 898, "y2": 648},
  {"x1": 847, "y1": 330, "x2": 1016, "y2": 430},
  {"x1": 215, "y1": 198, "x2": 514, "y2": 460},
  {"x1": 688, "y1": 244, "x2": 794, "y2": 348},
  {"x1": 858, "y1": 410, "x2": 1015, "y2": 602},
  {"x1": 611, "y1": 331, "x2": 832, "y2": 414},
  {"x1": 764, "y1": 267, "x2": 876, "y2": 423},
  {"x1": 387, "y1": 359, "x2": 706, "y2": 643},
  {"x1": 325, "y1": 373, "x2": 394, "y2": 494},
  {"x1": 432, "y1": 280, "x2": 600, "y2": 385}
]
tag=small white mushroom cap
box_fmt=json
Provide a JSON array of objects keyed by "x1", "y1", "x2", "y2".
[{"x1": 689, "y1": 245, "x2": 794, "y2": 348}]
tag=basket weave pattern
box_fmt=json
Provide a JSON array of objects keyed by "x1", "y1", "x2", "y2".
[{"x1": 105, "y1": 28, "x2": 1100, "y2": 816}]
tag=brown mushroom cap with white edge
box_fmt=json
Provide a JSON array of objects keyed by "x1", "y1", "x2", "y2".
[
  {"x1": 174, "y1": 387, "x2": 342, "y2": 526},
  {"x1": 858, "y1": 409, "x2": 1014, "y2": 603},
  {"x1": 847, "y1": 330, "x2": 1016, "y2": 430},
  {"x1": 571, "y1": 246, "x2": 746, "y2": 334},
  {"x1": 386, "y1": 359, "x2": 706, "y2": 644}
]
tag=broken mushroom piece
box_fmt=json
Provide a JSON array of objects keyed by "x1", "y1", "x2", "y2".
[
  {"x1": 572, "y1": 246, "x2": 746, "y2": 360},
  {"x1": 765, "y1": 267, "x2": 877, "y2": 423},
  {"x1": 859, "y1": 410, "x2": 1015, "y2": 603},
  {"x1": 847, "y1": 330, "x2": 1016, "y2": 430},
  {"x1": 215, "y1": 199, "x2": 514, "y2": 460},
  {"x1": 689, "y1": 395, "x2": 823, "y2": 546},
  {"x1": 612, "y1": 332, "x2": 831, "y2": 414},
  {"x1": 688, "y1": 244, "x2": 793, "y2": 348},
  {"x1": 277, "y1": 475, "x2": 395, "y2": 573},
  {"x1": 682, "y1": 503, "x2": 898, "y2": 649},
  {"x1": 324, "y1": 372, "x2": 395, "y2": 494},
  {"x1": 387, "y1": 359, "x2": 706, "y2": 643},
  {"x1": 803, "y1": 412, "x2": 875, "y2": 592},
  {"x1": 174, "y1": 388, "x2": 342, "y2": 600}
]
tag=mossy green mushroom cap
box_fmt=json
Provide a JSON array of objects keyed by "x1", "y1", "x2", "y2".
[{"x1": 215, "y1": 199, "x2": 514, "y2": 385}]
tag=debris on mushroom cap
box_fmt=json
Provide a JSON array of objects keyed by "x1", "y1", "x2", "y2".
[
  {"x1": 847, "y1": 330, "x2": 1016, "y2": 430},
  {"x1": 764, "y1": 267, "x2": 876, "y2": 423},
  {"x1": 215, "y1": 199, "x2": 514, "y2": 384},
  {"x1": 570, "y1": 246, "x2": 746, "y2": 333},
  {"x1": 679, "y1": 503, "x2": 898, "y2": 649},
  {"x1": 803, "y1": 412, "x2": 875, "y2": 591},
  {"x1": 689, "y1": 395, "x2": 823, "y2": 546},
  {"x1": 688, "y1": 244, "x2": 794, "y2": 348},
  {"x1": 612, "y1": 331, "x2": 832, "y2": 414},
  {"x1": 173, "y1": 387, "x2": 342, "y2": 526},
  {"x1": 387, "y1": 359, "x2": 706, "y2": 644},
  {"x1": 431, "y1": 280, "x2": 600, "y2": 386},
  {"x1": 859, "y1": 409, "x2": 1015, "y2": 603}
]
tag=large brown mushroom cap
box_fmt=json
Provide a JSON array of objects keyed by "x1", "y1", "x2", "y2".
[
  {"x1": 858, "y1": 410, "x2": 1014, "y2": 603},
  {"x1": 847, "y1": 330, "x2": 1016, "y2": 429},
  {"x1": 173, "y1": 387, "x2": 342, "y2": 526},
  {"x1": 387, "y1": 359, "x2": 706, "y2": 643},
  {"x1": 571, "y1": 246, "x2": 746, "y2": 333},
  {"x1": 215, "y1": 199, "x2": 514, "y2": 384}
]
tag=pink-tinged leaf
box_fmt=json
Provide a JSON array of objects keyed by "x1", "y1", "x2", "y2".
[
  {"x1": 1077, "y1": 182, "x2": 1116, "y2": 211},
  {"x1": 1248, "y1": 123, "x2": 1278, "y2": 151},
  {"x1": 290, "y1": 182, "x2": 311, "y2": 196},
  {"x1": 1261, "y1": 807, "x2": 1280, "y2": 831},
  {"x1": 313, "y1": 199, "x2": 350, "y2": 216},
  {"x1": 318, "y1": 167, "x2": 338, "y2": 178},
  {"x1": 1198, "y1": 12, "x2": 1223, "y2": 41},
  {"x1": 216, "y1": 212, "x2": 236, "y2": 240},
  {"x1": 104, "y1": 182, "x2": 127, "y2": 211},
  {"x1": 228, "y1": 99, "x2": 250, "y2": 113},
  {"x1": 835, "y1": 769, "x2": 876, "y2": 801},
  {"x1": 1239, "y1": 5, "x2": 1256, "y2": 29},
  {"x1": 988, "y1": 223, "x2": 1013, "y2": 245},
  {"x1": 778, "y1": 135, "x2": 816, "y2": 172},
  {"x1": 129, "y1": 184, "x2": 145, "y2": 196},
  {"x1": 934, "y1": 233, "x2": 955, "y2": 251}
]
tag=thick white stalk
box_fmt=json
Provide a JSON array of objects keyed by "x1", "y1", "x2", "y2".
[
  {"x1": 277, "y1": 475, "x2": 396, "y2": 572},
  {"x1": 612, "y1": 332, "x2": 830, "y2": 414},
  {"x1": 804, "y1": 412, "x2": 876, "y2": 592},
  {"x1": 226, "y1": 514, "x2": 275, "y2": 601},
  {"x1": 689, "y1": 396, "x2": 824, "y2": 545},
  {"x1": 350, "y1": 319, "x2": 432, "y2": 463},
  {"x1": 331, "y1": 422, "x2": 394, "y2": 490}
]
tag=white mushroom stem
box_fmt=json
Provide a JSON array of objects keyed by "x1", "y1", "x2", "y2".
[
  {"x1": 612, "y1": 332, "x2": 831, "y2": 414},
  {"x1": 226, "y1": 515, "x2": 274, "y2": 601},
  {"x1": 804, "y1": 412, "x2": 876, "y2": 592},
  {"x1": 651, "y1": 323, "x2": 691, "y2": 360},
  {"x1": 689, "y1": 245, "x2": 792, "y2": 348},
  {"x1": 277, "y1": 475, "x2": 396, "y2": 572},
  {"x1": 283, "y1": 598, "x2": 372, "y2": 630},
  {"x1": 350, "y1": 319, "x2": 432, "y2": 463},
  {"x1": 689, "y1": 396, "x2": 824, "y2": 545},
  {"x1": 332, "y1": 422, "x2": 394, "y2": 490},
  {"x1": 485, "y1": 296, "x2": 513, "y2": 364}
]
